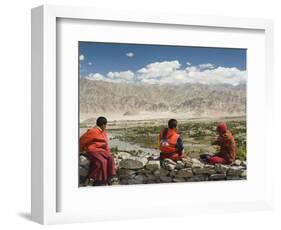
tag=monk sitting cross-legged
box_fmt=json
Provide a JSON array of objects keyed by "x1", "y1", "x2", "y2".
[
  {"x1": 159, "y1": 119, "x2": 184, "y2": 162},
  {"x1": 201, "y1": 122, "x2": 237, "y2": 165},
  {"x1": 80, "y1": 116, "x2": 116, "y2": 186}
]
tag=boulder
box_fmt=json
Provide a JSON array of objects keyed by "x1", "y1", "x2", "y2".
[
  {"x1": 176, "y1": 168, "x2": 193, "y2": 178},
  {"x1": 145, "y1": 160, "x2": 161, "y2": 171},
  {"x1": 119, "y1": 156, "x2": 148, "y2": 169}
]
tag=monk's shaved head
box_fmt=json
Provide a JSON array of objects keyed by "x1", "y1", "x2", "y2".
[
  {"x1": 168, "y1": 119, "x2": 178, "y2": 129},
  {"x1": 96, "y1": 116, "x2": 107, "y2": 128}
]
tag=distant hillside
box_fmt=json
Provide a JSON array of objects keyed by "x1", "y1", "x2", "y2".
[{"x1": 80, "y1": 79, "x2": 246, "y2": 117}]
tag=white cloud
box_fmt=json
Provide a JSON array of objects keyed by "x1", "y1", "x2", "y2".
[
  {"x1": 126, "y1": 52, "x2": 134, "y2": 57},
  {"x1": 107, "y1": 70, "x2": 135, "y2": 83},
  {"x1": 186, "y1": 62, "x2": 192, "y2": 66},
  {"x1": 198, "y1": 63, "x2": 216, "y2": 69},
  {"x1": 79, "y1": 54, "x2": 85, "y2": 61},
  {"x1": 88, "y1": 62, "x2": 92, "y2": 66},
  {"x1": 137, "y1": 60, "x2": 181, "y2": 80},
  {"x1": 83, "y1": 60, "x2": 246, "y2": 86},
  {"x1": 85, "y1": 73, "x2": 105, "y2": 81}
]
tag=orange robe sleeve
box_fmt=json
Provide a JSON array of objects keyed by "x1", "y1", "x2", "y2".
[{"x1": 79, "y1": 129, "x2": 95, "y2": 152}]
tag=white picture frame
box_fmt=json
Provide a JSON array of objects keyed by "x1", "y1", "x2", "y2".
[{"x1": 31, "y1": 5, "x2": 274, "y2": 225}]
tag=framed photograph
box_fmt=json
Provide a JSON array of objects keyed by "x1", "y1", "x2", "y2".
[{"x1": 31, "y1": 5, "x2": 274, "y2": 225}]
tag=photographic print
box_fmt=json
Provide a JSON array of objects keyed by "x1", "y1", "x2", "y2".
[{"x1": 79, "y1": 42, "x2": 247, "y2": 187}]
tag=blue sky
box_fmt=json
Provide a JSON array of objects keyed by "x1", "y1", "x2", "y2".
[{"x1": 79, "y1": 42, "x2": 247, "y2": 85}]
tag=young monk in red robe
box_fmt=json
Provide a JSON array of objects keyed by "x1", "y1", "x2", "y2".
[
  {"x1": 159, "y1": 119, "x2": 184, "y2": 162},
  {"x1": 207, "y1": 122, "x2": 237, "y2": 165},
  {"x1": 80, "y1": 116, "x2": 116, "y2": 185}
]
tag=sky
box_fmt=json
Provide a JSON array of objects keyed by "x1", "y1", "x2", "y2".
[{"x1": 79, "y1": 42, "x2": 247, "y2": 86}]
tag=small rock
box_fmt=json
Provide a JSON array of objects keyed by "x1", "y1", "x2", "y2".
[
  {"x1": 169, "y1": 169, "x2": 177, "y2": 176},
  {"x1": 241, "y1": 161, "x2": 247, "y2": 168},
  {"x1": 120, "y1": 179, "x2": 129, "y2": 185},
  {"x1": 176, "y1": 168, "x2": 193, "y2": 178},
  {"x1": 79, "y1": 155, "x2": 90, "y2": 168},
  {"x1": 241, "y1": 170, "x2": 247, "y2": 178},
  {"x1": 117, "y1": 151, "x2": 131, "y2": 159},
  {"x1": 153, "y1": 169, "x2": 161, "y2": 177},
  {"x1": 209, "y1": 174, "x2": 226, "y2": 180},
  {"x1": 215, "y1": 164, "x2": 230, "y2": 174},
  {"x1": 136, "y1": 168, "x2": 150, "y2": 174},
  {"x1": 127, "y1": 179, "x2": 143, "y2": 184},
  {"x1": 79, "y1": 166, "x2": 88, "y2": 177},
  {"x1": 184, "y1": 161, "x2": 193, "y2": 168},
  {"x1": 232, "y1": 159, "x2": 242, "y2": 166},
  {"x1": 176, "y1": 161, "x2": 185, "y2": 169},
  {"x1": 191, "y1": 158, "x2": 202, "y2": 164},
  {"x1": 119, "y1": 156, "x2": 148, "y2": 169},
  {"x1": 163, "y1": 158, "x2": 177, "y2": 165},
  {"x1": 134, "y1": 174, "x2": 146, "y2": 183},
  {"x1": 117, "y1": 168, "x2": 136, "y2": 178},
  {"x1": 146, "y1": 160, "x2": 160, "y2": 171},
  {"x1": 204, "y1": 164, "x2": 215, "y2": 169},
  {"x1": 186, "y1": 175, "x2": 208, "y2": 182},
  {"x1": 162, "y1": 160, "x2": 176, "y2": 171},
  {"x1": 226, "y1": 176, "x2": 242, "y2": 180},
  {"x1": 191, "y1": 159, "x2": 203, "y2": 168},
  {"x1": 146, "y1": 174, "x2": 157, "y2": 181},
  {"x1": 193, "y1": 167, "x2": 216, "y2": 175},
  {"x1": 160, "y1": 176, "x2": 172, "y2": 182},
  {"x1": 182, "y1": 158, "x2": 193, "y2": 167},
  {"x1": 160, "y1": 168, "x2": 170, "y2": 176},
  {"x1": 227, "y1": 166, "x2": 244, "y2": 176},
  {"x1": 173, "y1": 178, "x2": 186, "y2": 182}
]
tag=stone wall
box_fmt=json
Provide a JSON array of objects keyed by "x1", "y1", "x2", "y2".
[{"x1": 79, "y1": 152, "x2": 247, "y2": 186}]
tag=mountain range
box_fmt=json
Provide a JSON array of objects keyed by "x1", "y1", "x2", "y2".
[{"x1": 80, "y1": 79, "x2": 246, "y2": 117}]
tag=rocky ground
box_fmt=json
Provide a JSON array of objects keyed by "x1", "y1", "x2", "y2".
[{"x1": 79, "y1": 151, "x2": 247, "y2": 186}]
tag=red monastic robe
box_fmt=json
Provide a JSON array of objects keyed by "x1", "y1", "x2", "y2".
[
  {"x1": 159, "y1": 128, "x2": 183, "y2": 161},
  {"x1": 80, "y1": 127, "x2": 116, "y2": 183},
  {"x1": 212, "y1": 130, "x2": 237, "y2": 164}
]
